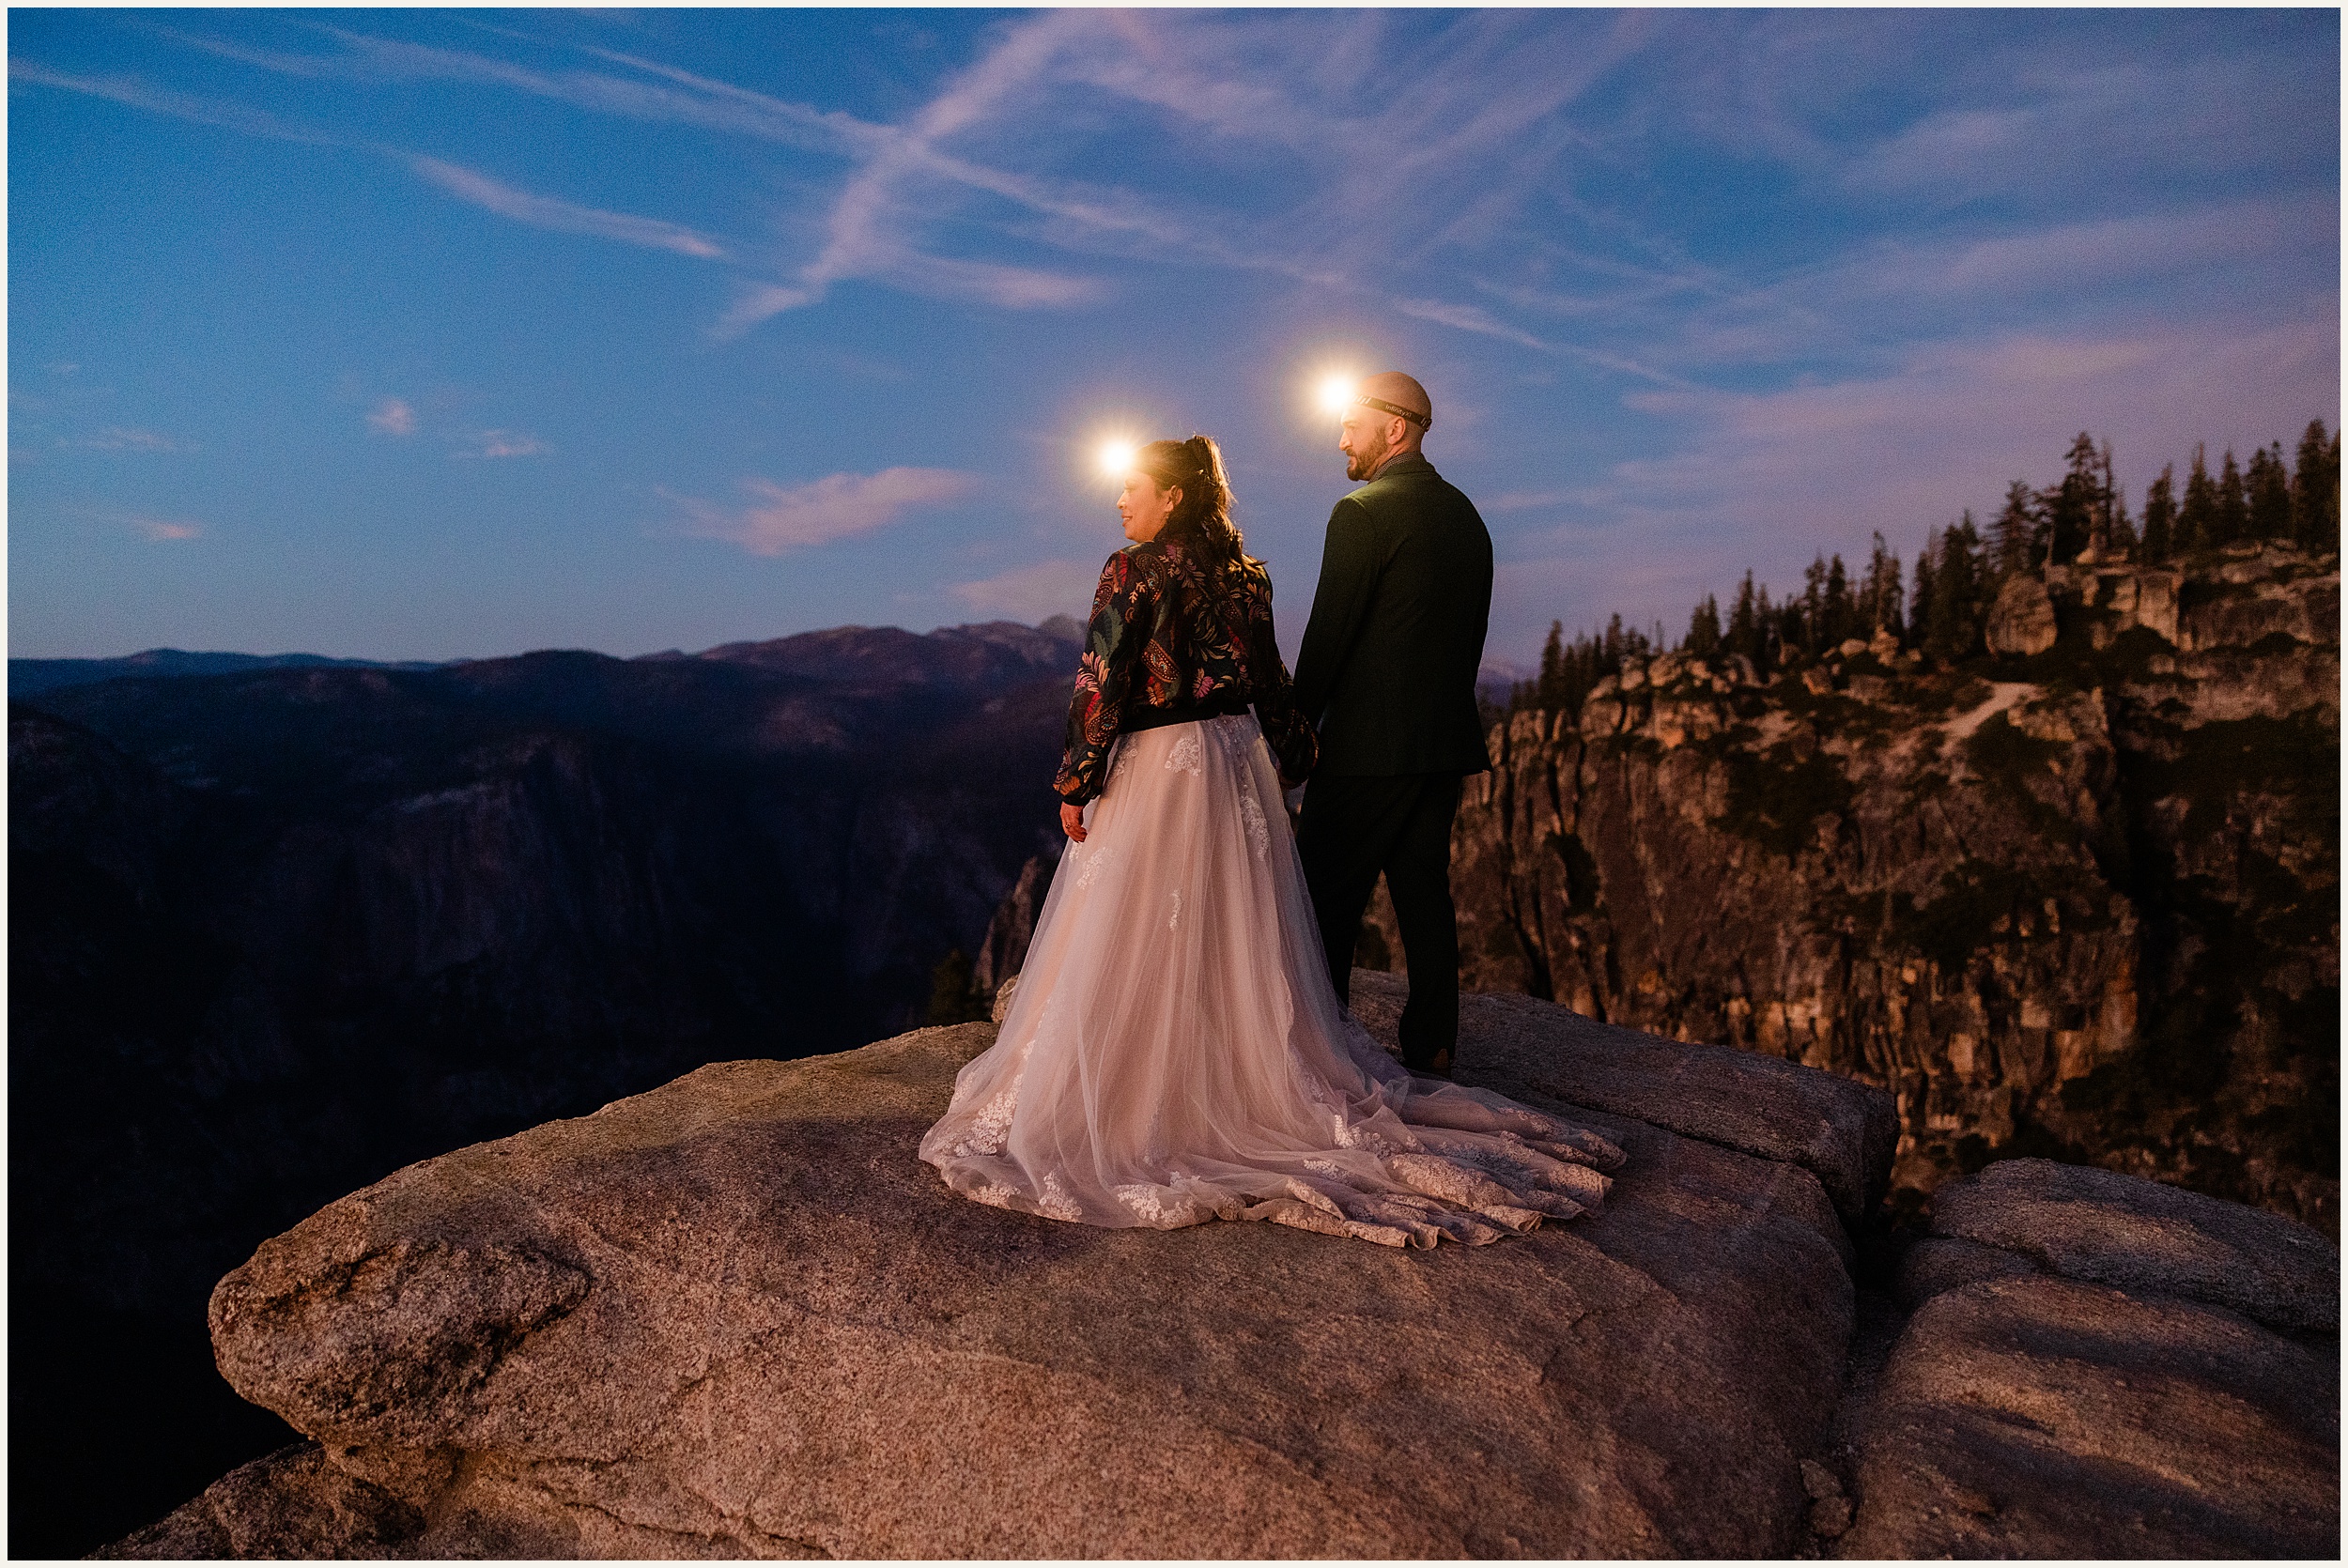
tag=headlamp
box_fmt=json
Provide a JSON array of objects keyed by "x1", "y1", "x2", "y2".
[{"x1": 1356, "y1": 394, "x2": 1430, "y2": 432}]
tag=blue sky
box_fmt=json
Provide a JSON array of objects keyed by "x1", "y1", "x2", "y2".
[{"x1": 8, "y1": 8, "x2": 2339, "y2": 665}]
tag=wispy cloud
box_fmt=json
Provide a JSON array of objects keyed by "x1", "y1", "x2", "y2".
[
  {"x1": 12, "y1": 57, "x2": 730, "y2": 269},
  {"x1": 367, "y1": 397, "x2": 417, "y2": 436},
  {"x1": 460, "y1": 430, "x2": 549, "y2": 459},
  {"x1": 675, "y1": 468, "x2": 979, "y2": 555},
  {"x1": 131, "y1": 515, "x2": 203, "y2": 542},
  {"x1": 8, "y1": 58, "x2": 335, "y2": 146},
  {"x1": 81, "y1": 426, "x2": 197, "y2": 453},
  {"x1": 949, "y1": 558, "x2": 1097, "y2": 623},
  {"x1": 407, "y1": 156, "x2": 726, "y2": 259},
  {"x1": 51, "y1": 14, "x2": 1659, "y2": 354}
]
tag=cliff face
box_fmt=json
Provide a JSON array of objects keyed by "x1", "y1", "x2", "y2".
[
  {"x1": 107, "y1": 976, "x2": 2338, "y2": 1560},
  {"x1": 1363, "y1": 544, "x2": 2339, "y2": 1229},
  {"x1": 8, "y1": 622, "x2": 1077, "y2": 1556}
]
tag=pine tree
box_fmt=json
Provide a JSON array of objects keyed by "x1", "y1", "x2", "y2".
[
  {"x1": 2177, "y1": 444, "x2": 2217, "y2": 556},
  {"x1": 1683, "y1": 593, "x2": 1722, "y2": 657},
  {"x1": 2042, "y1": 431, "x2": 2103, "y2": 564},
  {"x1": 1862, "y1": 531, "x2": 1904, "y2": 641},
  {"x1": 2294, "y1": 419, "x2": 2340, "y2": 554},
  {"x1": 1994, "y1": 480, "x2": 2039, "y2": 576},
  {"x1": 1724, "y1": 572, "x2": 1761, "y2": 663},
  {"x1": 1794, "y1": 556, "x2": 1827, "y2": 654},
  {"x1": 2248, "y1": 442, "x2": 2293, "y2": 541},
  {"x1": 2214, "y1": 448, "x2": 2248, "y2": 546},
  {"x1": 1536, "y1": 620, "x2": 1567, "y2": 709},
  {"x1": 2140, "y1": 465, "x2": 2176, "y2": 561},
  {"x1": 1822, "y1": 554, "x2": 1855, "y2": 647},
  {"x1": 1923, "y1": 515, "x2": 1985, "y2": 666},
  {"x1": 1910, "y1": 530, "x2": 1938, "y2": 637},
  {"x1": 2101, "y1": 440, "x2": 2134, "y2": 553}
]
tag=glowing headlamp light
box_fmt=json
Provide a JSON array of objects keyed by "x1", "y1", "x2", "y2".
[
  {"x1": 1097, "y1": 438, "x2": 1138, "y2": 479},
  {"x1": 1315, "y1": 375, "x2": 1358, "y2": 416},
  {"x1": 1312, "y1": 374, "x2": 1431, "y2": 431}
]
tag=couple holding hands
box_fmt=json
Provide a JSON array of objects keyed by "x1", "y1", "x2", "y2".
[{"x1": 920, "y1": 373, "x2": 1623, "y2": 1250}]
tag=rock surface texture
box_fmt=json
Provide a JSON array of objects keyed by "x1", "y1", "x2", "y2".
[
  {"x1": 111, "y1": 983, "x2": 2338, "y2": 1559},
  {"x1": 1844, "y1": 1156, "x2": 2339, "y2": 1558},
  {"x1": 1362, "y1": 544, "x2": 2339, "y2": 1230}
]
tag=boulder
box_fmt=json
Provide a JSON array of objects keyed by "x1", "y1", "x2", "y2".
[
  {"x1": 1350, "y1": 972, "x2": 1899, "y2": 1227},
  {"x1": 1929, "y1": 1158, "x2": 2339, "y2": 1333},
  {"x1": 96, "y1": 1445, "x2": 425, "y2": 1561},
  {"x1": 1840, "y1": 1274, "x2": 2339, "y2": 1559},
  {"x1": 1985, "y1": 573, "x2": 2058, "y2": 656},
  {"x1": 133, "y1": 1017, "x2": 1859, "y2": 1558},
  {"x1": 1892, "y1": 1235, "x2": 2038, "y2": 1308}
]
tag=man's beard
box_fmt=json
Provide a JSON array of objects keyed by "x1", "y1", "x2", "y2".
[{"x1": 1344, "y1": 435, "x2": 1389, "y2": 481}]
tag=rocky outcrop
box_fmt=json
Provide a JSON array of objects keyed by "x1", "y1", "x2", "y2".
[
  {"x1": 1349, "y1": 971, "x2": 1896, "y2": 1225},
  {"x1": 1985, "y1": 573, "x2": 2058, "y2": 655},
  {"x1": 112, "y1": 984, "x2": 2337, "y2": 1560},
  {"x1": 119, "y1": 999, "x2": 1875, "y2": 1559},
  {"x1": 971, "y1": 853, "x2": 1057, "y2": 996},
  {"x1": 1917, "y1": 1158, "x2": 2338, "y2": 1333},
  {"x1": 1362, "y1": 544, "x2": 2339, "y2": 1231},
  {"x1": 1842, "y1": 1159, "x2": 2339, "y2": 1558}
]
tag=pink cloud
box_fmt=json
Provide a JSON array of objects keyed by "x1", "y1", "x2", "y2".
[
  {"x1": 949, "y1": 558, "x2": 1097, "y2": 623},
  {"x1": 678, "y1": 467, "x2": 979, "y2": 555},
  {"x1": 367, "y1": 397, "x2": 417, "y2": 436},
  {"x1": 463, "y1": 430, "x2": 550, "y2": 459}
]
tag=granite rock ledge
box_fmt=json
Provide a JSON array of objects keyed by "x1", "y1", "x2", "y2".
[{"x1": 106, "y1": 982, "x2": 2336, "y2": 1558}]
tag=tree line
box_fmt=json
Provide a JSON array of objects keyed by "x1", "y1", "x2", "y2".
[{"x1": 1516, "y1": 419, "x2": 2340, "y2": 714}]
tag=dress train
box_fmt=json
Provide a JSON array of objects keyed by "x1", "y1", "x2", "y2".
[{"x1": 919, "y1": 713, "x2": 1623, "y2": 1249}]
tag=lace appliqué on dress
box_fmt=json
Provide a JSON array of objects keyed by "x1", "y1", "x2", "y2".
[
  {"x1": 1165, "y1": 730, "x2": 1202, "y2": 775},
  {"x1": 1115, "y1": 1183, "x2": 1206, "y2": 1226},
  {"x1": 1036, "y1": 1173, "x2": 1084, "y2": 1222},
  {"x1": 1169, "y1": 888, "x2": 1182, "y2": 931},
  {"x1": 1237, "y1": 778, "x2": 1269, "y2": 860},
  {"x1": 949, "y1": 1084, "x2": 1018, "y2": 1158}
]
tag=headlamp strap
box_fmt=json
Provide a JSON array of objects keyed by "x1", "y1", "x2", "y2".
[{"x1": 1356, "y1": 394, "x2": 1430, "y2": 431}]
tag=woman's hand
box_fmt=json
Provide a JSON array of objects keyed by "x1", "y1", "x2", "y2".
[{"x1": 1060, "y1": 801, "x2": 1088, "y2": 842}]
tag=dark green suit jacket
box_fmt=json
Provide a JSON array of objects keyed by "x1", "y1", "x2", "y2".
[{"x1": 1292, "y1": 453, "x2": 1493, "y2": 776}]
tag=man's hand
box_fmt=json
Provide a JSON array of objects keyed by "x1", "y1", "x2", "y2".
[{"x1": 1060, "y1": 800, "x2": 1088, "y2": 841}]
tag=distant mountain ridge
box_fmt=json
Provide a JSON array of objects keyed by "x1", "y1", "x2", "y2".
[
  {"x1": 8, "y1": 613, "x2": 1085, "y2": 1557},
  {"x1": 8, "y1": 615, "x2": 1089, "y2": 701},
  {"x1": 8, "y1": 649, "x2": 446, "y2": 699}
]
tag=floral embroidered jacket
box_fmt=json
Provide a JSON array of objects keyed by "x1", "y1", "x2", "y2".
[{"x1": 1054, "y1": 539, "x2": 1319, "y2": 805}]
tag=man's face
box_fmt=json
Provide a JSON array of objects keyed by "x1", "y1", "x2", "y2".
[{"x1": 1338, "y1": 405, "x2": 1395, "y2": 482}]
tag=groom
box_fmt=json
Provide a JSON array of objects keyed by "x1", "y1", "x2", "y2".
[{"x1": 1292, "y1": 372, "x2": 1492, "y2": 1077}]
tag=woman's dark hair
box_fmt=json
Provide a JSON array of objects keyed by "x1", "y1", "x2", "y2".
[{"x1": 1136, "y1": 434, "x2": 1244, "y2": 576}]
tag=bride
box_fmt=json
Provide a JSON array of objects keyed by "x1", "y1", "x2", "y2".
[{"x1": 919, "y1": 435, "x2": 1623, "y2": 1248}]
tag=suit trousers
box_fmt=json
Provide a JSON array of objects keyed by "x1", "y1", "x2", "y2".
[{"x1": 1294, "y1": 772, "x2": 1464, "y2": 1068}]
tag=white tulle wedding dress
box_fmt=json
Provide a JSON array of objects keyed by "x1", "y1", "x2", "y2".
[{"x1": 919, "y1": 712, "x2": 1625, "y2": 1248}]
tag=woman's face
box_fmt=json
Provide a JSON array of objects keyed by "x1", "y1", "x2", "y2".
[{"x1": 1118, "y1": 471, "x2": 1181, "y2": 543}]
